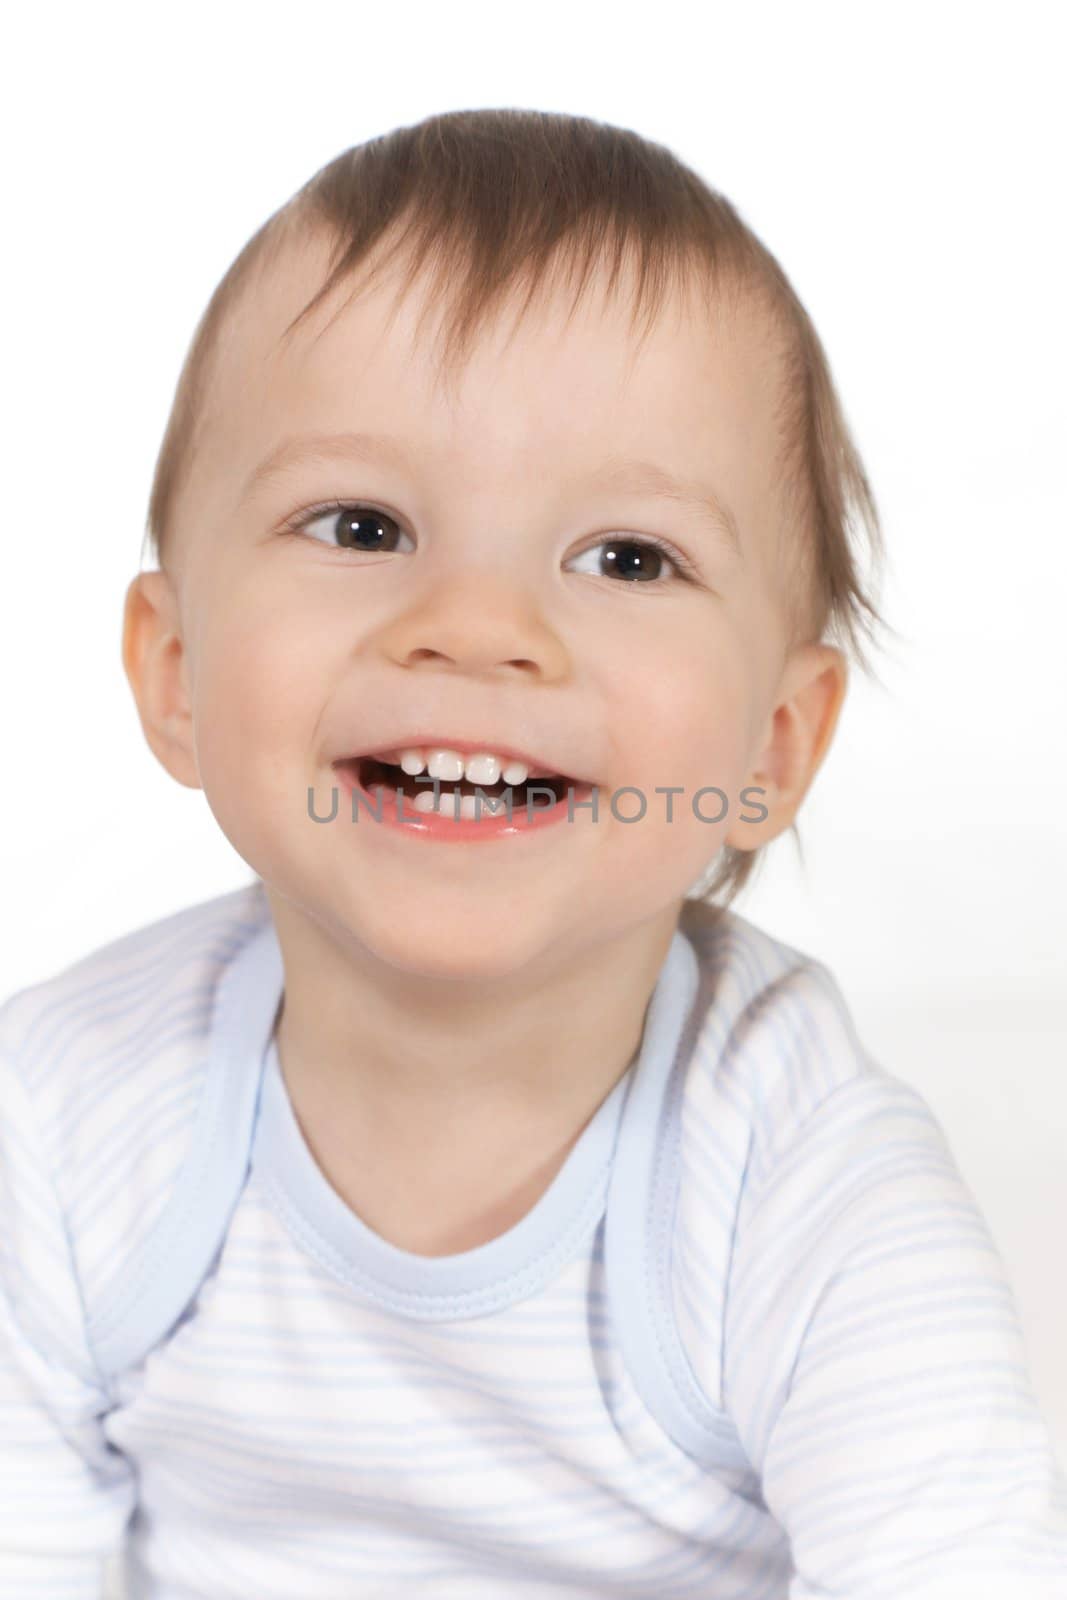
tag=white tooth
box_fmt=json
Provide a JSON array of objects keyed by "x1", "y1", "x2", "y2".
[
  {"x1": 464, "y1": 752, "x2": 502, "y2": 785},
  {"x1": 412, "y1": 786, "x2": 471, "y2": 817},
  {"x1": 427, "y1": 749, "x2": 465, "y2": 782},
  {"x1": 399, "y1": 747, "x2": 537, "y2": 785},
  {"x1": 459, "y1": 793, "x2": 482, "y2": 820}
]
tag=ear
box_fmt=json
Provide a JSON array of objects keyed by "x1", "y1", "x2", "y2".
[
  {"x1": 121, "y1": 572, "x2": 202, "y2": 790},
  {"x1": 725, "y1": 642, "x2": 847, "y2": 850}
]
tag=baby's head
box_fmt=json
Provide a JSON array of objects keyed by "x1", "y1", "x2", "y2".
[{"x1": 123, "y1": 108, "x2": 884, "y2": 976}]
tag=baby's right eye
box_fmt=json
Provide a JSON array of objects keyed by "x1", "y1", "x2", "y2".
[{"x1": 286, "y1": 501, "x2": 412, "y2": 553}]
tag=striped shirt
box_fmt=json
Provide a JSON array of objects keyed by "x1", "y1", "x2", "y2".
[{"x1": 1, "y1": 879, "x2": 1065, "y2": 1598}]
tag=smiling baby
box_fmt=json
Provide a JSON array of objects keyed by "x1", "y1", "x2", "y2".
[{"x1": 2, "y1": 107, "x2": 1065, "y2": 1599}]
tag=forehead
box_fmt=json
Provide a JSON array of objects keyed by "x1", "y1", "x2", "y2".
[{"x1": 195, "y1": 227, "x2": 786, "y2": 549}]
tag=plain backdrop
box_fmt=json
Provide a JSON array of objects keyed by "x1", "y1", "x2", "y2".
[{"x1": 3, "y1": 0, "x2": 1064, "y2": 1516}]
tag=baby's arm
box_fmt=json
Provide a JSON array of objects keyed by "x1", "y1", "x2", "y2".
[
  {"x1": 724, "y1": 1068, "x2": 1067, "y2": 1598},
  {"x1": 0, "y1": 1043, "x2": 136, "y2": 1597}
]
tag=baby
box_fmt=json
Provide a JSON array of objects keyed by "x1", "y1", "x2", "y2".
[{"x1": 2, "y1": 108, "x2": 1065, "y2": 1599}]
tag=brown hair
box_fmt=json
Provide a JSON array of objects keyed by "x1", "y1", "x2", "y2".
[{"x1": 144, "y1": 107, "x2": 888, "y2": 909}]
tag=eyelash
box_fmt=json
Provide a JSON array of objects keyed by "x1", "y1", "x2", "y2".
[{"x1": 281, "y1": 499, "x2": 701, "y2": 584}]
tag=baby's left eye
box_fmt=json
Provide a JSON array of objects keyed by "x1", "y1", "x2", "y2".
[{"x1": 567, "y1": 535, "x2": 694, "y2": 585}]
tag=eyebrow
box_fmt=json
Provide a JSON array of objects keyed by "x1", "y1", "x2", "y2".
[{"x1": 243, "y1": 430, "x2": 742, "y2": 555}]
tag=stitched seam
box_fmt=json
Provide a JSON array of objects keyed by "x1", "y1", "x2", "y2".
[{"x1": 257, "y1": 1159, "x2": 613, "y2": 1318}]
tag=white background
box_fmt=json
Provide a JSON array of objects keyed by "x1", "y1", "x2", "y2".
[{"x1": 3, "y1": 0, "x2": 1064, "y2": 1518}]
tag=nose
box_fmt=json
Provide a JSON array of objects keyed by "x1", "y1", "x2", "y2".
[{"x1": 376, "y1": 572, "x2": 573, "y2": 682}]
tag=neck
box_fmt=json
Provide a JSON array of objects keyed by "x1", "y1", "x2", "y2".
[{"x1": 264, "y1": 886, "x2": 682, "y2": 1148}]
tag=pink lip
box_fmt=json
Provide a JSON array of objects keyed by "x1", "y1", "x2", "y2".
[
  {"x1": 337, "y1": 735, "x2": 581, "y2": 782},
  {"x1": 333, "y1": 758, "x2": 595, "y2": 841}
]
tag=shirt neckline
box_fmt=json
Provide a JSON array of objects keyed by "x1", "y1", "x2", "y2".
[{"x1": 251, "y1": 924, "x2": 700, "y2": 1320}]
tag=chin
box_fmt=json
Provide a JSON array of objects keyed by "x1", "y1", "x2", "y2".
[{"x1": 358, "y1": 914, "x2": 546, "y2": 983}]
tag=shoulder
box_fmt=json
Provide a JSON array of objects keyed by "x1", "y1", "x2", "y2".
[
  {"x1": 669, "y1": 917, "x2": 1067, "y2": 1585},
  {"x1": 670, "y1": 901, "x2": 943, "y2": 1409},
  {"x1": 679, "y1": 899, "x2": 874, "y2": 1132},
  {"x1": 0, "y1": 879, "x2": 268, "y2": 1068},
  {"x1": 0, "y1": 880, "x2": 271, "y2": 1314},
  {"x1": 1, "y1": 876, "x2": 267, "y2": 1088}
]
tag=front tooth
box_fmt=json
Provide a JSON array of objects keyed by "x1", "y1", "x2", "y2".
[
  {"x1": 501, "y1": 760, "x2": 528, "y2": 785},
  {"x1": 427, "y1": 749, "x2": 465, "y2": 782},
  {"x1": 464, "y1": 752, "x2": 502, "y2": 785},
  {"x1": 399, "y1": 748, "x2": 427, "y2": 775}
]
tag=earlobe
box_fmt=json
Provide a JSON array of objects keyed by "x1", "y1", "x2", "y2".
[
  {"x1": 726, "y1": 644, "x2": 847, "y2": 851},
  {"x1": 121, "y1": 572, "x2": 202, "y2": 790}
]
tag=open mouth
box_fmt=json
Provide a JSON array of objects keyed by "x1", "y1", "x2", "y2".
[{"x1": 349, "y1": 756, "x2": 575, "y2": 807}]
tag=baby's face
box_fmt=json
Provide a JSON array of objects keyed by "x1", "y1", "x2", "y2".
[{"x1": 140, "y1": 229, "x2": 817, "y2": 977}]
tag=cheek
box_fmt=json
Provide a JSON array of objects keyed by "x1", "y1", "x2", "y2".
[
  {"x1": 605, "y1": 622, "x2": 754, "y2": 794},
  {"x1": 188, "y1": 601, "x2": 325, "y2": 803}
]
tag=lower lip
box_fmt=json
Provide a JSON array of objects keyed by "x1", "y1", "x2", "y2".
[{"x1": 333, "y1": 762, "x2": 596, "y2": 842}]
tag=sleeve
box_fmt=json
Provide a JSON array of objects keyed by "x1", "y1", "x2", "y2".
[
  {"x1": 0, "y1": 1041, "x2": 137, "y2": 1597},
  {"x1": 723, "y1": 1068, "x2": 1067, "y2": 1599}
]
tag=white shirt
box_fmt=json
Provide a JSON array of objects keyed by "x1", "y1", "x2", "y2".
[{"x1": 2, "y1": 880, "x2": 1065, "y2": 1598}]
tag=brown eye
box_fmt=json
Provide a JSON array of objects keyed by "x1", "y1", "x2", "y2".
[
  {"x1": 601, "y1": 540, "x2": 668, "y2": 582},
  {"x1": 291, "y1": 502, "x2": 410, "y2": 553},
  {"x1": 568, "y1": 534, "x2": 692, "y2": 585}
]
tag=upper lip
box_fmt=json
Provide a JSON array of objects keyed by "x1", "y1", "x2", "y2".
[{"x1": 335, "y1": 735, "x2": 593, "y2": 784}]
